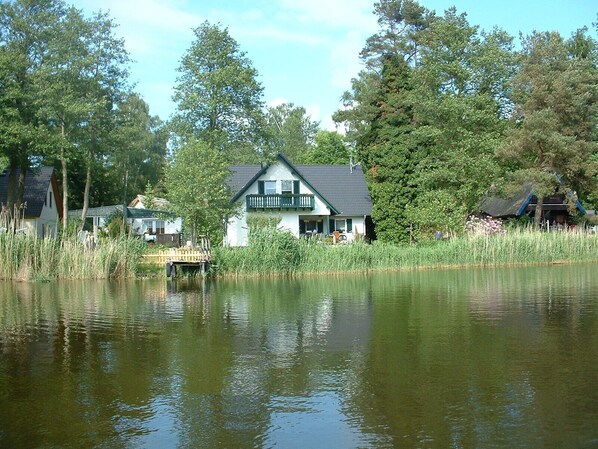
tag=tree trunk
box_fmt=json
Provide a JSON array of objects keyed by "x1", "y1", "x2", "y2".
[
  {"x1": 80, "y1": 149, "x2": 92, "y2": 231},
  {"x1": 60, "y1": 122, "x2": 69, "y2": 233},
  {"x1": 5, "y1": 163, "x2": 17, "y2": 213},
  {"x1": 534, "y1": 196, "x2": 544, "y2": 229}
]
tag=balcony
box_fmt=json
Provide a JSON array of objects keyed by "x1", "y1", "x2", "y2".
[{"x1": 246, "y1": 194, "x2": 315, "y2": 211}]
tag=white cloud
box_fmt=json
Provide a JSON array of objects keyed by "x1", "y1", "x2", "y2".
[
  {"x1": 268, "y1": 97, "x2": 288, "y2": 108},
  {"x1": 279, "y1": 0, "x2": 377, "y2": 30},
  {"x1": 80, "y1": 0, "x2": 201, "y2": 54},
  {"x1": 304, "y1": 103, "x2": 321, "y2": 123}
]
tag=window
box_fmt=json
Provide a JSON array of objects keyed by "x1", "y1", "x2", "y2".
[
  {"x1": 299, "y1": 219, "x2": 323, "y2": 235},
  {"x1": 264, "y1": 180, "x2": 276, "y2": 195},
  {"x1": 331, "y1": 219, "x2": 345, "y2": 232},
  {"x1": 281, "y1": 180, "x2": 293, "y2": 194},
  {"x1": 49, "y1": 192, "x2": 52, "y2": 208},
  {"x1": 329, "y1": 218, "x2": 353, "y2": 233}
]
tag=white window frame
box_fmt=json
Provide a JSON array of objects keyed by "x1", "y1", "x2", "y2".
[
  {"x1": 281, "y1": 180, "x2": 293, "y2": 194},
  {"x1": 333, "y1": 219, "x2": 346, "y2": 232},
  {"x1": 264, "y1": 180, "x2": 276, "y2": 195}
]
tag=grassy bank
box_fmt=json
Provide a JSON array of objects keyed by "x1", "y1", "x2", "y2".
[
  {"x1": 0, "y1": 233, "x2": 145, "y2": 281},
  {"x1": 212, "y1": 229, "x2": 598, "y2": 277}
]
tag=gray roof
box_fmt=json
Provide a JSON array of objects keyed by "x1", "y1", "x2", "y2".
[
  {"x1": 0, "y1": 167, "x2": 56, "y2": 218},
  {"x1": 295, "y1": 164, "x2": 372, "y2": 216},
  {"x1": 69, "y1": 205, "x2": 176, "y2": 219},
  {"x1": 480, "y1": 182, "x2": 587, "y2": 217},
  {"x1": 480, "y1": 185, "x2": 534, "y2": 217},
  {"x1": 68, "y1": 205, "x2": 122, "y2": 218},
  {"x1": 228, "y1": 156, "x2": 372, "y2": 216},
  {"x1": 229, "y1": 165, "x2": 261, "y2": 194}
]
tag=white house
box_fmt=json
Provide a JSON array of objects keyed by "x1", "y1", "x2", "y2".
[
  {"x1": 69, "y1": 195, "x2": 183, "y2": 246},
  {"x1": 0, "y1": 167, "x2": 62, "y2": 238},
  {"x1": 225, "y1": 154, "x2": 373, "y2": 246},
  {"x1": 128, "y1": 195, "x2": 182, "y2": 242}
]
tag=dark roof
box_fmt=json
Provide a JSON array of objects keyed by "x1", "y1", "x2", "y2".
[
  {"x1": 481, "y1": 184, "x2": 586, "y2": 217},
  {"x1": 69, "y1": 205, "x2": 176, "y2": 219},
  {"x1": 228, "y1": 155, "x2": 372, "y2": 216},
  {"x1": 68, "y1": 205, "x2": 121, "y2": 217},
  {"x1": 294, "y1": 164, "x2": 372, "y2": 216},
  {"x1": 229, "y1": 164, "x2": 262, "y2": 194},
  {"x1": 0, "y1": 167, "x2": 57, "y2": 218},
  {"x1": 480, "y1": 185, "x2": 534, "y2": 217}
]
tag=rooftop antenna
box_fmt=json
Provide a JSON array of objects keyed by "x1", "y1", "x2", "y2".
[{"x1": 349, "y1": 155, "x2": 359, "y2": 173}]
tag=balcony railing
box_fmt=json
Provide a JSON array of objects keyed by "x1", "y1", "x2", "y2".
[{"x1": 246, "y1": 194, "x2": 315, "y2": 210}]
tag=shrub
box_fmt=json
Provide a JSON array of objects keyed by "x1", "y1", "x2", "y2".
[{"x1": 465, "y1": 215, "x2": 507, "y2": 236}]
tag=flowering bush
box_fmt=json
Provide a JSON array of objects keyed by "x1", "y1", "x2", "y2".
[{"x1": 465, "y1": 215, "x2": 506, "y2": 236}]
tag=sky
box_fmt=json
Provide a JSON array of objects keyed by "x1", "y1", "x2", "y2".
[{"x1": 77, "y1": 0, "x2": 598, "y2": 130}]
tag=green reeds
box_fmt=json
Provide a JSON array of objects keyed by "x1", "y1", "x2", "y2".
[
  {"x1": 212, "y1": 228, "x2": 598, "y2": 277},
  {"x1": 0, "y1": 233, "x2": 145, "y2": 281}
]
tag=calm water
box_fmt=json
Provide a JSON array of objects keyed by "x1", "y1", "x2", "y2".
[{"x1": 1, "y1": 265, "x2": 598, "y2": 448}]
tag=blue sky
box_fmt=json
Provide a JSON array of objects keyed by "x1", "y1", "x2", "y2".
[{"x1": 77, "y1": 0, "x2": 597, "y2": 130}]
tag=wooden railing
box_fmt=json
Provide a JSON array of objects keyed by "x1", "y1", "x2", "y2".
[
  {"x1": 246, "y1": 194, "x2": 315, "y2": 210},
  {"x1": 142, "y1": 238, "x2": 211, "y2": 265}
]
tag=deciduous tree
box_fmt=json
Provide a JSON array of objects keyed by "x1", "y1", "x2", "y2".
[
  {"x1": 166, "y1": 141, "x2": 234, "y2": 245},
  {"x1": 172, "y1": 21, "x2": 266, "y2": 163},
  {"x1": 265, "y1": 103, "x2": 319, "y2": 162}
]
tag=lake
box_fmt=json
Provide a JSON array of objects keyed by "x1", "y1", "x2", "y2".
[{"x1": 1, "y1": 264, "x2": 598, "y2": 448}]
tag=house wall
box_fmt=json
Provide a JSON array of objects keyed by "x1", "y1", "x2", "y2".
[
  {"x1": 38, "y1": 184, "x2": 60, "y2": 237},
  {"x1": 130, "y1": 217, "x2": 182, "y2": 235},
  {"x1": 22, "y1": 184, "x2": 59, "y2": 238},
  {"x1": 225, "y1": 163, "x2": 334, "y2": 246}
]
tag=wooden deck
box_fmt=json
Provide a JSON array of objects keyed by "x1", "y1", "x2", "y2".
[{"x1": 142, "y1": 238, "x2": 211, "y2": 277}]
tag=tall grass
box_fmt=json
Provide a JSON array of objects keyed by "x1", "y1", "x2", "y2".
[
  {"x1": 212, "y1": 228, "x2": 598, "y2": 277},
  {"x1": 0, "y1": 233, "x2": 145, "y2": 281}
]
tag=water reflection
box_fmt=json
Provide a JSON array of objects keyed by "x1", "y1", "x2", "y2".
[{"x1": 0, "y1": 265, "x2": 597, "y2": 448}]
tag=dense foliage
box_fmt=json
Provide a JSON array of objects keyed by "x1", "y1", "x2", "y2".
[
  {"x1": 165, "y1": 140, "x2": 234, "y2": 244},
  {"x1": 335, "y1": 0, "x2": 597, "y2": 243},
  {"x1": 0, "y1": 0, "x2": 166, "y2": 229},
  {"x1": 1, "y1": 0, "x2": 596, "y2": 248}
]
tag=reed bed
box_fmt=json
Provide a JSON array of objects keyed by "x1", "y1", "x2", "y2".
[
  {"x1": 0, "y1": 233, "x2": 145, "y2": 281},
  {"x1": 212, "y1": 228, "x2": 598, "y2": 277}
]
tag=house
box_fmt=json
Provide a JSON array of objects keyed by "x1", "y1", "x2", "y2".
[
  {"x1": 128, "y1": 195, "x2": 183, "y2": 245},
  {"x1": 69, "y1": 195, "x2": 183, "y2": 246},
  {"x1": 225, "y1": 154, "x2": 373, "y2": 246},
  {"x1": 0, "y1": 167, "x2": 62, "y2": 238},
  {"x1": 480, "y1": 183, "x2": 586, "y2": 228}
]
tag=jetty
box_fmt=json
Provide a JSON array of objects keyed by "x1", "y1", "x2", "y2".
[{"x1": 141, "y1": 237, "x2": 211, "y2": 277}]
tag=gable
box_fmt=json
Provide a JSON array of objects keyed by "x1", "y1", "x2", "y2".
[
  {"x1": 0, "y1": 167, "x2": 61, "y2": 219},
  {"x1": 228, "y1": 154, "x2": 372, "y2": 216}
]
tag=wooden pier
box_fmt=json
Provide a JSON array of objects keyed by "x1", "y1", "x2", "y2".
[{"x1": 141, "y1": 238, "x2": 211, "y2": 277}]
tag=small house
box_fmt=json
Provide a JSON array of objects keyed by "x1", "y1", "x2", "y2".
[
  {"x1": 480, "y1": 183, "x2": 586, "y2": 229},
  {"x1": 69, "y1": 195, "x2": 182, "y2": 246},
  {"x1": 0, "y1": 167, "x2": 62, "y2": 237}
]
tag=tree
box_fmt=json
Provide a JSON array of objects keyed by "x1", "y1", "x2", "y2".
[
  {"x1": 340, "y1": 3, "x2": 516, "y2": 242},
  {"x1": 497, "y1": 30, "x2": 598, "y2": 226},
  {"x1": 265, "y1": 103, "x2": 319, "y2": 162},
  {"x1": 172, "y1": 21, "x2": 266, "y2": 163},
  {"x1": 357, "y1": 55, "x2": 420, "y2": 243},
  {"x1": 165, "y1": 141, "x2": 234, "y2": 245},
  {"x1": 0, "y1": 1, "x2": 132, "y2": 231},
  {"x1": 105, "y1": 93, "x2": 166, "y2": 209},
  {"x1": 406, "y1": 10, "x2": 515, "y2": 232},
  {"x1": 0, "y1": 0, "x2": 63, "y2": 217},
  {"x1": 301, "y1": 130, "x2": 350, "y2": 165}
]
